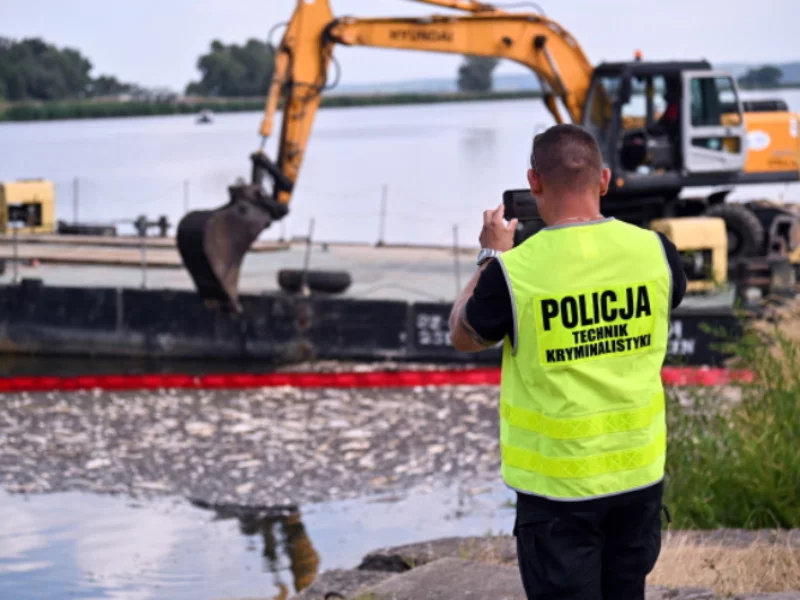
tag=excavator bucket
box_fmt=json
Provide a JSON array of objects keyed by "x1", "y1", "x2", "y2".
[{"x1": 177, "y1": 180, "x2": 285, "y2": 313}]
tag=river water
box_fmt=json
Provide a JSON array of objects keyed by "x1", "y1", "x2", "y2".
[
  {"x1": 2, "y1": 90, "x2": 799, "y2": 247},
  {"x1": 0, "y1": 483, "x2": 515, "y2": 600}
]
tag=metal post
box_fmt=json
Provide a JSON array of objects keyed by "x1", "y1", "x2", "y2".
[
  {"x1": 140, "y1": 229, "x2": 147, "y2": 289},
  {"x1": 377, "y1": 184, "x2": 388, "y2": 247},
  {"x1": 301, "y1": 218, "x2": 315, "y2": 295},
  {"x1": 279, "y1": 219, "x2": 286, "y2": 243},
  {"x1": 183, "y1": 179, "x2": 190, "y2": 213},
  {"x1": 12, "y1": 224, "x2": 18, "y2": 284},
  {"x1": 452, "y1": 224, "x2": 462, "y2": 295},
  {"x1": 73, "y1": 177, "x2": 79, "y2": 224}
]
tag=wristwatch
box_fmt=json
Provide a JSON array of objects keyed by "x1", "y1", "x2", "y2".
[{"x1": 476, "y1": 248, "x2": 503, "y2": 266}]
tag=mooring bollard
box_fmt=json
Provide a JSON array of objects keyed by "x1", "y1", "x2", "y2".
[{"x1": 133, "y1": 214, "x2": 172, "y2": 289}]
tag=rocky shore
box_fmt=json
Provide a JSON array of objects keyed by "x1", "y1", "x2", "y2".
[{"x1": 290, "y1": 533, "x2": 800, "y2": 600}]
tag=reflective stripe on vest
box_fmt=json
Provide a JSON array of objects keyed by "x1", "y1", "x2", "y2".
[{"x1": 497, "y1": 218, "x2": 671, "y2": 501}]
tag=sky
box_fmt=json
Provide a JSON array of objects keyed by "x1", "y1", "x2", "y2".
[{"x1": 1, "y1": 0, "x2": 798, "y2": 92}]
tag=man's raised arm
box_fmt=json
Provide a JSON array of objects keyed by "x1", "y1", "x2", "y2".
[{"x1": 449, "y1": 204, "x2": 517, "y2": 352}]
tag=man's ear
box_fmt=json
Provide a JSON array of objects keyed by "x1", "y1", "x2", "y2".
[
  {"x1": 599, "y1": 168, "x2": 611, "y2": 197},
  {"x1": 527, "y1": 169, "x2": 543, "y2": 195}
]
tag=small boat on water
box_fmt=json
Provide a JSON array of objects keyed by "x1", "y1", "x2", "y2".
[{"x1": 196, "y1": 109, "x2": 214, "y2": 124}]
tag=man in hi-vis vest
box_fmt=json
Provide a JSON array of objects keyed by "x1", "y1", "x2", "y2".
[{"x1": 449, "y1": 123, "x2": 686, "y2": 599}]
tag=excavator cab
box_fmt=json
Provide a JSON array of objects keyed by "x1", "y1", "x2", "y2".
[{"x1": 581, "y1": 60, "x2": 748, "y2": 197}]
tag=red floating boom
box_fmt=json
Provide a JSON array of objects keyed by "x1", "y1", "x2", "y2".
[{"x1": 0, "y1": 367, "x2": 753, "y2": 393}]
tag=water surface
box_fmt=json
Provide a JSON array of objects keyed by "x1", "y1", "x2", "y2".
[
  {"x1": 0, "y1": 483, "x2": 514, "y2": 600},
  {"x1": 2, "y1": 91, "x2": 798, "y2": 247}
]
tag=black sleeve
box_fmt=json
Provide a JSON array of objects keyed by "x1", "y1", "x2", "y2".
[
  {"x1": 656, "y1": 232, "x2": 687, "y2": 309},
  {"x1": 463, "y1": 259, "x2": 514, "y2": 345}
]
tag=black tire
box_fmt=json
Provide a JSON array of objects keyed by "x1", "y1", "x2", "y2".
[
  {"x1": 704, "y1": 203, "x2": 765, "y2": 258},
  {"x1": 277, "y1": 269, "x2": 352, "y2": 294}
]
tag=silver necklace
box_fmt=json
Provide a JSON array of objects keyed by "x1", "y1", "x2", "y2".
[{"x1": 553, "y1": 214, "x2": 603, "y2": 226}]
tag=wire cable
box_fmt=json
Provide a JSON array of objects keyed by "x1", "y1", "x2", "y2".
[
  {"x1": 494, "y1": 1, "x2": 545, "y2": 14},
  {"x1": 267, "y1": 22, "x2": 288, "y2": 47},
  {"x1": 323, "y1": 55, "x2": 342, "y2": 92}
]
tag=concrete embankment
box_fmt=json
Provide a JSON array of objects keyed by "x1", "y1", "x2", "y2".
[{"x1": 289, "y1": 533, "x2": 800, "y2": 600}]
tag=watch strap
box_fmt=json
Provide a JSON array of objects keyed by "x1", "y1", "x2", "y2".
[{"x1": 477, "y1": 248, "x2": 502, "y2": 266}]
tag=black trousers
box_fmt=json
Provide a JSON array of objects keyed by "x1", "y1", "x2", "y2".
[{"x1": 513, "y1": 484, "x2": 664, "y2": 600}]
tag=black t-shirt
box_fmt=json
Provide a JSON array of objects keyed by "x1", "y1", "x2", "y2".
[{"x1": 464, "y1": 229, "x2": 686, "y2": 511}]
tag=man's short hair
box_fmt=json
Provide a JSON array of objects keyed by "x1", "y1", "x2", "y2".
[{"x1": 530, "y1": 124, "x2": 604, "y2": 192}]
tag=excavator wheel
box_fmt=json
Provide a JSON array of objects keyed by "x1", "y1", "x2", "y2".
[{"x1": 704, "y1": 203, "x2": 765, "y2": 258}]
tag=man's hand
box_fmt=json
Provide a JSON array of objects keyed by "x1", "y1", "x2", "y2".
[
  {"x1": 479, "y1": 204, "x2": 518, "y2": 252},
  {"x1": 448, "y1": 204, "x2": 517, "y2": 353}
]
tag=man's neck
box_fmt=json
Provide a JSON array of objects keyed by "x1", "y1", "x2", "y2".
[
  {"x1": 548, "y1": 211, "x2": 604, "y2": 227},
  {"x1": 544, "y1": 194, "x2": 604, "y2": 226}
]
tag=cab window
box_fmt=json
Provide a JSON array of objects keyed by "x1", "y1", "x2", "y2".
[
  {"x1": 583, "y1": 75, "x2": 619, "y2": 159},
  {"x1": 690, "y1": 76, "x2": 740, "y2": 127}
]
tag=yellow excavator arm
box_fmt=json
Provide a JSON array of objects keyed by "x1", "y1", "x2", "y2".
[
  {"x1": 261, "y1": 0, "x2": 595, "y2": 204},
  {"x1": 177, "y1": 0, "x2": 597, "y2": 311}
]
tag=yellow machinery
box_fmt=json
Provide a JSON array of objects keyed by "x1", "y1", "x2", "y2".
[
  {"x1": 650, "y1": 217, "x2": 728, "y2": 294},
  {"x1": 176, "y1": 0, "x2": 800, "y2": 311},
  {"x1": 0, "y1": 180, "x2": 56, "y2": 235}
]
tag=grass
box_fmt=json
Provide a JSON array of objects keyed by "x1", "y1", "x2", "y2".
[
  {"x1": 648, "y1": 533, "x2": 800, "y2": 596},
  {"x1": 663, "y1": 317, "x2": 800, "y2": 529}
]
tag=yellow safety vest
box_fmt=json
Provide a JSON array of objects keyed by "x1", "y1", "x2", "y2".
[{"x1": 497, "y1": 217, "x2": 671, "y2": 501}]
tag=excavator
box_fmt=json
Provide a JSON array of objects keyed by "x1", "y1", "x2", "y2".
[{"x1": 177, "y1": 0, "x2": 800, "y2": 312}]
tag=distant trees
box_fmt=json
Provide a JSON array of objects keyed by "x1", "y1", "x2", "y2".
[
  {"x1": 87, "y1": 75, "x2": 133, "y2": 97},
  {"x1": 185, "y1": 39, "x2": 275, "y2": 97},
  {"x1": 457, "y1": 55, "x2": 499, "y2": 93},
  {"x1": 738, "y1": 65, "x2": 784, "y2": 89},
  {"x1": 0, "y1": 36, "x2": 143, "y2": 101}
]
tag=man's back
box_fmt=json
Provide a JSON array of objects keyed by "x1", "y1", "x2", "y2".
[{"x1": 496, "y1": 217, "x2": 672, "y2": 502}]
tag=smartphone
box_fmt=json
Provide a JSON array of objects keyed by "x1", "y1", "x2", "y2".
[{"x1": 502, "y1": 188, "x2": 546, "y2": 246}]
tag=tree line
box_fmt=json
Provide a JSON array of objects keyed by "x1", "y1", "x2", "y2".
[
  {"x1": 737, "y1": 65, "x2": 784, "y2": 89},
  {"x1": 0, "y1": 33, "x2": 791, "y2": 103},
  {"x1": 0, "y1": 37, "x2": 150, "y2": 102}
]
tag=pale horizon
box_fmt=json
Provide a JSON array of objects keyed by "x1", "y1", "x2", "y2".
[{"x1": 1, "y1": 0, "x2": 798, "y2": 92}]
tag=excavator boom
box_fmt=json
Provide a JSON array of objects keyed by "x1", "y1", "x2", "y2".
[{"x1": 177, "y1": 0, "x2": 596, "y2": 311}]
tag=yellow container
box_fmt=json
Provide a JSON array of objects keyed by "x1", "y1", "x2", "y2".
[{"x1": 0, "y1": 180, "x2": 56, "y2": 234}]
